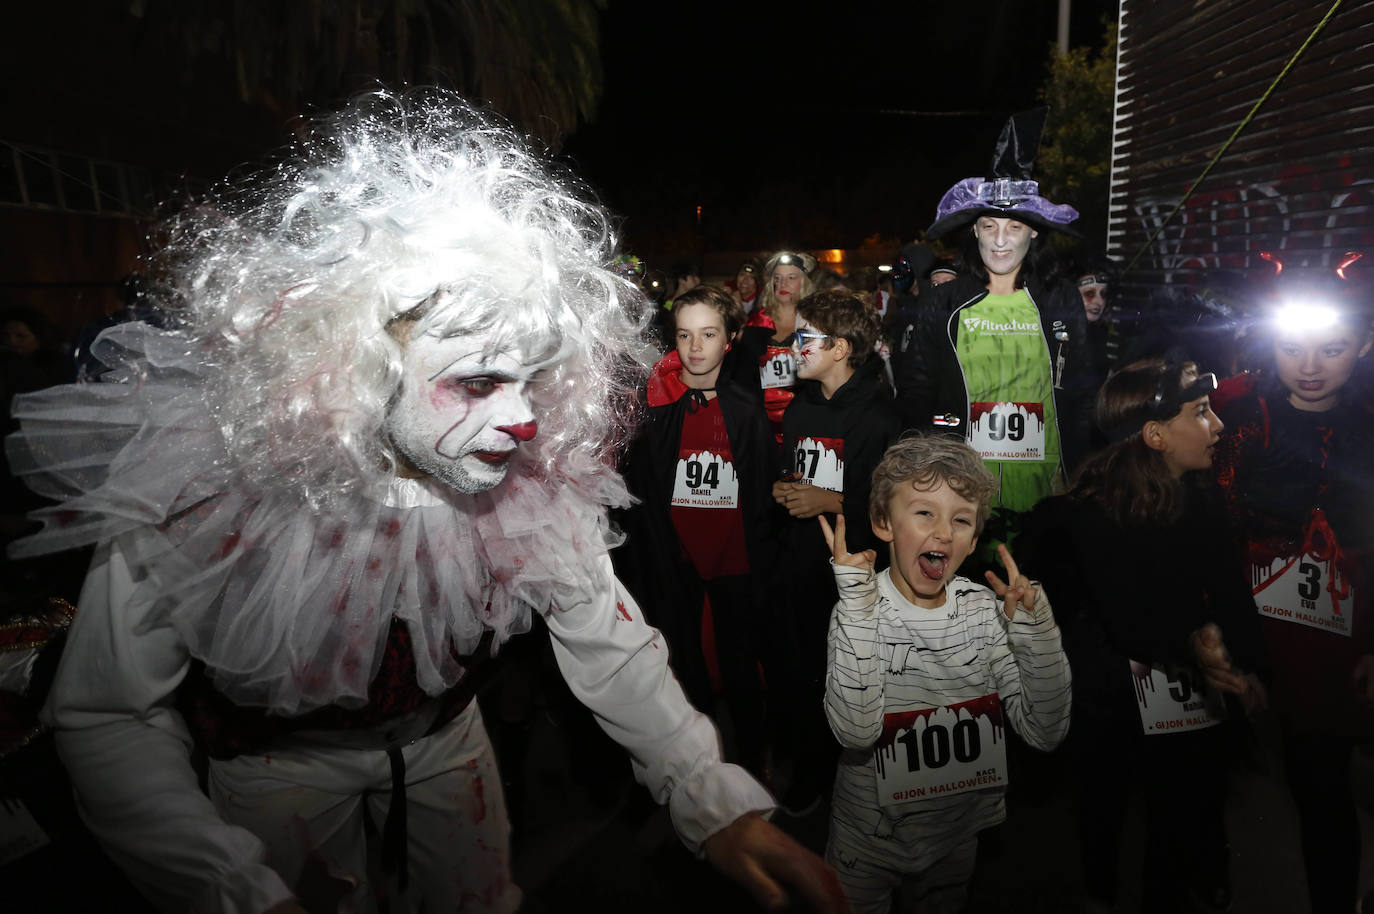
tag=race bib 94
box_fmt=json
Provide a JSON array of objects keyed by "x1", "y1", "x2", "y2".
[{"x1": 671, "y1": 450, "x2": 739, "y2": 509}]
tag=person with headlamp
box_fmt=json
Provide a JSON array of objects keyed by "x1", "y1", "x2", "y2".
[
  {"x1": 741, "y1": 250, "x2": 817, "y2": 443},
  {"x1": 1021, "y1": 357, "x2": 1268, "y2": 914},
  {"x1": 1211, "y1": 272, "x2": 1374, "y2": 914}
]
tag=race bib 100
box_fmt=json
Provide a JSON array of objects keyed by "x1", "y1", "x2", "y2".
[
  {"x1": 968, "y1": 401, "x2": 1046, "y2": 462},
  {"x1": 873, "y1": 693, "x2": 1007, "y2": 807},
  {"x1": 760, "y1": 349, "x2": 795, "y2": 390},
  {"x1": 1252, "y1": 553, "x2": 1352, "y2": 638},
  {"x1": 1130, "y1": 660, "x2": 1226, "y2": 735},
  {"x1": 671, "y1": 450, "x2": 739, "y2": 509},
  {"x1": 793, "y1": 436, "x2": 844, "y2": 493}
]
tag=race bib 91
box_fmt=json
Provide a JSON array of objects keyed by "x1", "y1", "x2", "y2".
[
  {"x1": 671, "y1": 450, "x2": 739, "y2": 509},
  {"x1": 760, "y1": 349, "x2": 795, "y2": 389},
  {"x1": 1130, "y1": 660, "x2": 1226, "y2": 735},
  {"x1": 1252, "y1": 553, "x2": 1352, "y2": 638},
  {"x1": 873, "y1": 694, "x2": 1007, "y2": 807},
  {"x1": 968, "y1": 401, "x2": 1046, "y2": 461}
]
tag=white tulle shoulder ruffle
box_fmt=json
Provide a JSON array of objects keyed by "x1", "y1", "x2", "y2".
[{"x1": 6, "y1": 322, "x2": 629, "y2": 714}]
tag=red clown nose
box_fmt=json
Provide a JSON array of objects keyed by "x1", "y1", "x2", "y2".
[{"x1": 499, "y1": 421, "x2": 538, "y2": 442}]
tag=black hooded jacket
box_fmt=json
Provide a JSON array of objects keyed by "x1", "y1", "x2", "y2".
[{"x1": 778, "y1": 356, "x2": 902, "y2": 559}]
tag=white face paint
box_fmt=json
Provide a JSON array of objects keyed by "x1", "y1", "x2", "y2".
[
  {"x1": 386, "y1": 325, "x2": 540, "y2": 493},
  {"x1": 974, "y1": 217, "x2": 1037, "y2": 279}
]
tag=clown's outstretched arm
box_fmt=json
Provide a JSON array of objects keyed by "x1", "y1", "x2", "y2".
[
  {"x1": 542, "y1": 555, "x2": 851, "y2": 913},
  {"x1": 41, "y1": 538, "x2": 296, "y2": 914}
]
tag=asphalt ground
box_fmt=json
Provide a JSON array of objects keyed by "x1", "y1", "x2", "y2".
[{"x1": 3, "y1": 642, "x2": 1371, "y2": 913}]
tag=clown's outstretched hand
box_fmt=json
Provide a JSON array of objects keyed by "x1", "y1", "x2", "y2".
[{"x1": 704, "y1": 813, "x2": 852, "y2": 912}]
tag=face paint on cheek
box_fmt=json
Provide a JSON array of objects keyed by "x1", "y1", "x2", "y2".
[{"x1": 435, "y1": 413, "x2": 475, "y2": 459}]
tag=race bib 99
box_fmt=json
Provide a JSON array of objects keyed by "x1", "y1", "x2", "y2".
[{"x1": 968, "y1": 401, "x2": 1046, "y2": 461}]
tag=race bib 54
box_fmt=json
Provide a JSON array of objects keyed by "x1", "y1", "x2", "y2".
[{"x1": 1130, "y1": 660, "x2": 1226, "y2": 735}]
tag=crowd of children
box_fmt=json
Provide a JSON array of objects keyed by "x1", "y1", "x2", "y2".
[
  {"x1": 615, "y1": 212, "x2": 1373, "y2": 912},
  {"x1": 6, "y1": 105, "x2": 1372, "y2": 914}
]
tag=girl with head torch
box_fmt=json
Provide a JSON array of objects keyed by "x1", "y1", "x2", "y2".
[
  {"x1": 1211, "y1": 273, "x2": 1374, "y2": 914},
  {"x1": 1022, "y1": 359, "x2": 1268, "y2": 913}
]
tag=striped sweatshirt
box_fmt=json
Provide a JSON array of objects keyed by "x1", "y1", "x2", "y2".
[{"x1": 824, "y1": 564, "x2": 1072, "y2": 872}]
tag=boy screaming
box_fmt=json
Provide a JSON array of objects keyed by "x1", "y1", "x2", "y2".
[{"x1": 819, "y1": 435, "x2": 1071, "y2": 914}]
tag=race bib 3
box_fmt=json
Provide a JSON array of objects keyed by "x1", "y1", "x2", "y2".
[{"x1": 1253, "y1": 552, "x2": 1353, "y2": 638}]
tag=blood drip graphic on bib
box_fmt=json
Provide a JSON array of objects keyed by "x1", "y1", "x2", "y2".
[
  {"x1": 792, "y1": 436, "x2": 845, "y2": 493},
  {"x1": 872, "y1": 693, "x2": 1006, "y2": 806},
  {"x1": 760, "y1": 344, "x2": 795, "y2": 390},
  {"x1": 1251, "y1": 508, "x2": 1353, "y2": 638},
  {"x1": 1129, "y1": 660, "x2": 1226, "y2": 735},
  {"x1": 968, "y1": 401, "x2": 1045, "y2": 462},
  {"x1": 671, "y1": 449, "x2": 740, "y2": 509}
]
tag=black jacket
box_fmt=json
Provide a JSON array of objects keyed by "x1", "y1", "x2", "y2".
[
  {"x1": 778, "y1": 357, "x2": 902, "y2": 558},
  {"x1": 1021, "y1": 483, "x2": 1267, "y2": 726},
  {"x1": 615, "y1": 356, "x2": 778, "y2": 626},
  {"x1": 893, "y1": 274, "x2": 1094, "y2": 473}
]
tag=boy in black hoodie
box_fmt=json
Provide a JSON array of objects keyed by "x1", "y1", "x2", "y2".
[{"x1": 771, "y1": 289, "x2": 902, "y2": 814}]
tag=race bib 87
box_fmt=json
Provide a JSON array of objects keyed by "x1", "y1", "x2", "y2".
[{"x1": 792, "y1": 436, "x2": 844, "y2": 493}]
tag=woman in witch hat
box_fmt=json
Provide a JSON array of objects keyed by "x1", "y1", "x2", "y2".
[{"x1": 894, "y1": 109, "x2": 1096, "y2": 567}]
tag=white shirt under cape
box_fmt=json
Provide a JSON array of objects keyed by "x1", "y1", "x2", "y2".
[
  {"x1": 11, "y1": 324, "x2": 772, "y2": 913},
  {"x1": 40, "y1": 476, "x2": 772, "y2": 913}
]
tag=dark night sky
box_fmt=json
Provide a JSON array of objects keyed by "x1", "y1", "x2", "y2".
[
  {"x1": 2, "y1": 1, "x2": 1118, "y2": 261},
  {"x1": 563, "y1": 1, "x2": 1118, "y2": 257}
]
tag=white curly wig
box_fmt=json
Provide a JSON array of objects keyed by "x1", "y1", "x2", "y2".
[{"x1": 165, "y1": 88, "x2": 656, "y2": 507}]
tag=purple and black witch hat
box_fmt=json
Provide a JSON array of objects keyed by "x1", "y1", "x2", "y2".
[{"x1": 925, "y1": 108, "x2": 1080, "y2": 240}]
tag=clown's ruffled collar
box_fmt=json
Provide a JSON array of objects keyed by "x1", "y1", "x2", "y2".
[{"x1": 7, "y1": 322, "x2": 628, "y2": 715}]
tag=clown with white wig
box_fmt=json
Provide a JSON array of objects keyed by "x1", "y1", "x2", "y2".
[{"x1": 6, "y1": 91, "x2": 847, "y2": 914}]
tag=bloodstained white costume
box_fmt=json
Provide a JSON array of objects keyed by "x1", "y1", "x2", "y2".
[
  {"x1": 8, "y1": 92, "x2": 775, "y2": 913},
  {"x1": 9, "y1": 321, "x2": 771, "y2": 913}
]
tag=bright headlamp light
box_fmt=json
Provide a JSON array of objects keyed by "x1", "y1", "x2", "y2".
[{"x1": 1273, "y1": 300, "x2": 1341, "y2": 333}]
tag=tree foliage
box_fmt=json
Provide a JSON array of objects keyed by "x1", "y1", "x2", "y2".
[
  {"x1": 1037, "y1": 20, "x2": 1117, "y2": 252},
  {"x1": 126, "y1": 0, "x2": 606, "y2": 150}
]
